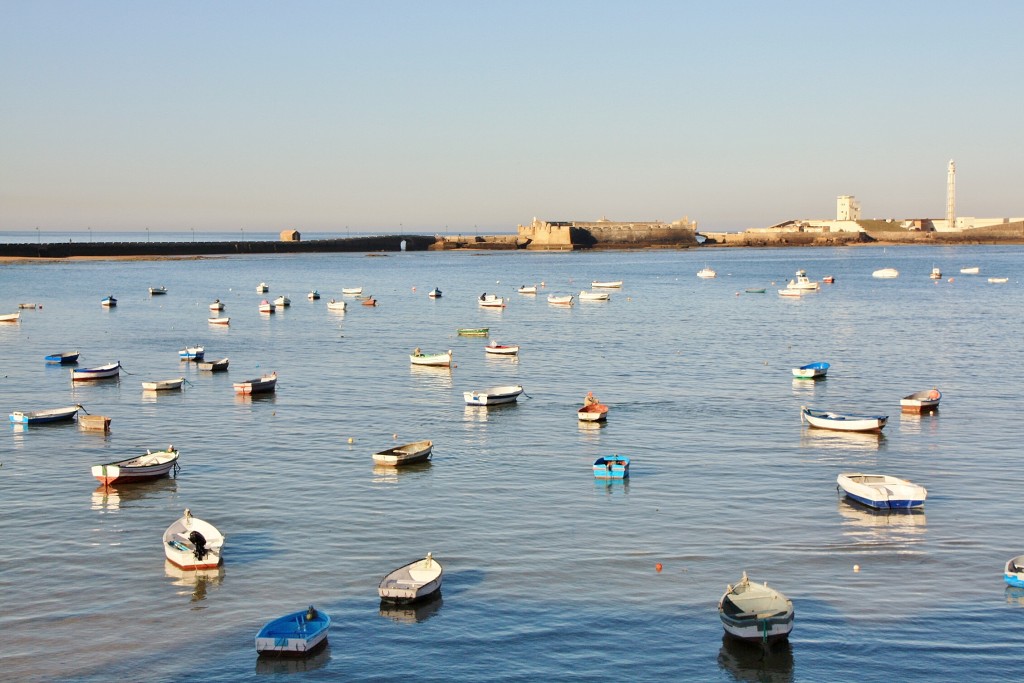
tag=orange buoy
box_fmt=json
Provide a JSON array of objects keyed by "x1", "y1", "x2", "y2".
[{"x1": 655, "y1": 563, "x2": 663, "y2": 573}]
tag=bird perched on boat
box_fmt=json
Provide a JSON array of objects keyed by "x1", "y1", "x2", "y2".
[{"x1": 584, "y1": 392, "x2": 599, "y2": 407}]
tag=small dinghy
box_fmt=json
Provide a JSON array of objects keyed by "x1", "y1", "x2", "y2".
[
  {"x1": 1004, "y1": 556, "x2": 1024, "y2": 588},
  {"x1": 326, "y1": 299, "x2": 347, "y2": 311},
  {"x1": 410, "y1": 349, "x2": 453, "y2": 367},
  {"x1": 456, "y1": 327, "x2": 488, "y2": 336},
  {"x1": 718, "y1": 572, "x2": 794, "y2": 643},
  {"x1": 593, "y1": 454, "x2": 629, "y2": 479},
  {"x1": 378, "y1": 553, "x2": 443, "y2": 603},
  {"x1": 259, "y1": 300, "x2": 275, "y2": 314},
  {"x1": 256, "y1": 282, "x2": 269, "y2": 293},
  {"x1": 872, "y1": 268, "x2": 899, "y2": 279},
  {"x1": 0, "y1": 311, "x2": 21, "y2": 322},
  {"x1": 197, "y1": 357, "x2": 229, "y2": 372},
  {"x1": 478, "y1": 294, "x2": 506, "y2": 308},
  {"x1": 208, "y1": 316, "x2": 230, "y2": 325},
  {"x1": 801, "y1": 406, "x2": 888, "y2": 432},
  {"x1": 547, "y1": 294, "x2": 574, "y2": 306},
  {"x1": 141, "y1": 377, "x2": 185, "y2": 391},
  {"x1": 101, "y1": 295, "x2": 117, "y2": 307},
  {"x1": 792, "y1": 362, "x2": 829, "y2": 379},
  {"x1": 45, "y1": 351, "x2": 80, "y2": 364},
  {"x1": 179, "y1": 345, "x2": 204, "y2": 361},
  {"x1": 71, "y1": 362, "x2": 120, "y2": 381},
  {"x1": 960, "y1": 266, "x2": 980, "y2": 275},
  {"x1": 273, "y1": 295, "x2": 291, "y2": 307},
  {"x1": 372, "y1": 440, "x2": 433, "y2": 466},
  {"x1": 579, "y1": 290, "x2": 610, "y2": 301},
  {"x1": 307, "y1": 290, "x2": 320, "y2": 300},
  {"x1": 428, "y1": 287, "x2": 442, "y2": 298},
  {"x1": 342, "y1": 287, "x2": 363, "y2": 295},
  {"x1": 837, "y1": 472, "x2": 927, "y2": 509},
  {"x1": 209, "y1": 299, "x2": 225, "y2": 311},
  {"x1": 255, "y1": 606, "x2": 331, "y2": 656},
  {"x1": 900, "y1": 388, "x2": 941, "y2": 412},
  {"x1": 464, "y1": 385, "x2": 523, "y2": 406},
  {"x1": 591, "y1": 280, "x2": 623, "y2": 288},
  {"x1": 79, "y1": 414, "x2": 111, "y2": 431},
  {"x1": 517, "y1": 285, "x2": 537, "y2": 294},
  {"x1": 149, "y1": 286, "x2": 167, "y2": 295},
  {"x1": 233, "y1": 372, "x2": 277, "y2": 395},
  {"x1": 578, "y1": 403, "x2": 609, "y2": 422},
  {"x1": 361, "y1": 297, "x2": 378, "y2": 306},
  {"x1": 92, "y1": 445, "x2": 179, "y2": 485},
  {"x1": 163, "y1": 508, "x2": 224, "y2": 570},
  {"x1": 484, "y1": 341, "x2": 519, "y2": 356},
  {"x1": 9, "y1": 404, "x2": 81, "y2": 424},
  {"x1": 777, "y1": 288, "x2": 805, "y2": 297}
]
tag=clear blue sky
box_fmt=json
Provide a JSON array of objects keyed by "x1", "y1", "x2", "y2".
[{"x1": 1, "y1": 1, "x2": 1021, "y2": 232}]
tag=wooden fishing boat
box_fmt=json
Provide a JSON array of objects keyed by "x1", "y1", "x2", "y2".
[
  {"x1": 179, "y1": 345, "x2": 205, "y2": 361},
  {"x1": 792, "y1": 362, "x2": 829, "y2": 379},
  {"x1": 872, "y1": 268, "x2": 899, "y2": 279},
  {"x1": 593, "y1": 454, "x2": 628, "y2": 479},
  {"x1": 163, "y1": 508, "x2": 224, "y2": 570},
  {"x1": 259, "y1": 299, "x2": 275, "y2": 313},
  {"x1": 197, "y1": 357, "x2": 229, "y2": 372},
  {"x1": 79, "y1": 414, "x2": 111, "y2": 431},
  {"x1": 960, "y1": 266, "x2": 980, "y2": 275},
  {"x1": 718, "y1": 572, "x2": 794, "y2": 643},
  {"x1": 464, "y1": 384, "x2": 523, "y2": 406},
  {"x1": 255, "y1": 606, "x2": 331, "y2": 656},
  {"x1": 45, "y1": 351, "x2": 80, "y2": 364},
  {"x1": 410, "y1": 350, "x2": 453, "y2": 367},
  {"x1": 378, "y1": 553, "x2": 443, "y2": 603},
  {"x1": 837, "y1": 472, "x2": 927, "y2": 509},
  {"x1": 326, "y1": 299, "x2": 347, "y2": 311},
  {"x1": 256, "y1": 282, "x2": 269, "y2": 293},
  {"x1": 208, "y1": 316, "x2": 230, "y2": 325},
  {"x1": 342, "y1": 287, "x2": 363, "y2": 295},
  {"x1": 361, "y1": 297, "x2": 378, "y2": 306},
  {"x1": 209, "y1": 299, "x2": 225, "y2": 311},
  {"x1": 101, "y1": 295, "x2": 117, "y2": 307},
  {"x1": 1004, "y1": 556, "x2": 1024, "y2": 588},
  {"x1": 484, "y1": 341, "x2": 519, "y2": 356},
  {"x1": 578, "y1": 403, "x2": 609, "y2": 422},
  {"x1": 92, "y1": 445, "x2": 179, "y2": 485},
  {"x1": 579, "y1": 290, "x2": 610, "y2": 301},
  {"x1": 697, "y1": 266, "x2": 717, "y2": 279},
  {"x1": 930, "y1": 267, "x2": 942, "y2": 279},
  {"x1": 428, "y1": 288, "x2": 442, "y2": 298},
  {"x1": 0, "y1": 311, "x2": 21, "y2": 322},
  {"x1": 517, "y1": 285, "x2": 537, "y2": 294},
  {"x1": 479, "y1": 294, "x2": 506, "y2": 308},
  {"x1": 71, "y1": 362, "x2": 120, "y2": 381},
  {"x1": 9, "y1": 404, "x2": 81, "y2": 424},
  {"x1": 456, "y1": 327, "x2": 488, "y2": 336},
  {"x1": 18, "y1": 302, "x2": 39, "y2": 309},
  {"x1": 149, "y1": 286, "x2": 167, "y2": 295},
  {"x1": 900, "y1": 388, "x2": 941, "y2": 412},
  {"x1": 591, "y1": 280, "x2": 623, "y2": 288},
  {"x1": 801, "y1": 406, "x2": 887, "y2": 432},
  {"x1": 233, "y1": 372, "x2": 277, "y2": 394},
  {"x1": 373, "y1": 440, "x2": 433, "y2": 466},
  {"x1": 273, "y1": 295, "x2": 291, "y2": 307},
  {"x1": 307, "y1": 290, "x2": 320, "y2": 300},
  {"x1": 141, "y1": 377, "x2": 185, "y2": 391},
  {"x1": 547, "y1": 294, "x2": 574, "y2": 306},
  {"x1": 988, "y1": 277, "x2": 1009, "y2": 284},
  {"x1": 744, "y1": 288, "x2": 766, "y2": 294}
]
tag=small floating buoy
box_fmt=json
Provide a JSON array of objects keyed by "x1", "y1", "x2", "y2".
[
  {"x1": 948, "y1": 277, "x2": 954, "y2": 283},
  {"x1": 411, "y1": 286, "x2": 416, "y2": 291},
  {"x1": 347, "y1": 437, "x2": 354, "y2": 444},
  {"x1": 392, "y1": 433, "x2": 397, "y2": 439},
  {"x1": 655, "y1": 563, "x2": 663, "y2": 573},
  {"x1": 853, "y1": 564, "x2": 861, "y2": 572}
]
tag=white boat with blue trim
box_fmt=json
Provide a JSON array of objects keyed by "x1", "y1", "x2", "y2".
[
  {"x1": 837, "y1": 472, "x2": 927, "y2": 509},
  {"x1": 718, "y1": 572, "x2": 794, "y2": 643},
  {"x1": 1004, "y1": 556, "x2": 1024, "y2": 588},
  {"x1": 71, "y1": 362, "x2": 120, "y2": 381},
  {"x1": 464, "y1": 384, "x2": 523, "y2": 406},
  {"x1": 792, "y1": 362, "x2": 829, "y2": 379},
  {"x1": 801, "y1": 406, "x2": 887, "y2": 432},
  {"x1": 255, "y1": 606, "x2": 331, "y2": 656},
  {"x1": 10, "y1": 404, "x2": 81, "y2": 424}
]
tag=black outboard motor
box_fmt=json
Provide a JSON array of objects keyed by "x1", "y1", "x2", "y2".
[{"x1": 188, "y1": 530, "x2": 208, "y2": 560}]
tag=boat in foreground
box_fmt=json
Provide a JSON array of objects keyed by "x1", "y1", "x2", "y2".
[
  {"x1": 1004, "y1": 556, "x2": 1024, "y2": 588},
  {"x1": 9, "y1": 404, "x2": 81, "y2": 424},
  {"x1": 0, "y1": 311, "x2": 21, "y2": 322},
  {"x1": 44, "y1": 351, "x2": 79, "y2": 364},
  {"x1": 792, "y1": 362, "x2": 829, "y2": 379},
  {"x1": 837, "y1": 472, "x2": 927, "y2": 509},
  {"x1": 456, "y1": 327, "x2": 488, "y2": 336},
  {"x1": 255, "y1": 606, "x2": 331, "y2": 656},
  {"x1": 872, "y1": 268, "x2": 899, "y2": 279},
  {"x1": 593, "y1": 454, "x2": 629, "y2": 479},
  {"x1": 163, "y1": 508, "x2": 224, "y2": 570},
  {"x1": 718, "y1": 572, "x2": 794, "y2": 643},
  {"x1": 71, "y1": 362, "x2": 120, "y2": 381},
  {"x1": 410, "y1": 349, "x2": 453, "y2": 367},
  {"x1": 484, "y1": 342, "x2": 519, "y2": 356},
  {"x1": 464, "y1": 384, "x2": 524, "y2": 406},
  {"x1": 142, "y1": 377, "x2": 185, "y2": 391},
  {"x1": 233, "y1": 372, "x2": 278, "y2": 395},
  {"x1": 900, "y1": 388, "x2": 941, "y2": 412},
  {"x1": 179, "y1": 345, "x2": 204, "y2": 361},
  {"x1": 801, "y1": 406, "x2": 887, "y2": 432},
  {"x1": 378, "y1": 553, "x2": 443, "y2": 603},
  {"x1": 92, "y1": 445, "x2": 179, "y2": 485},
  {"x1": 79, "y1": 414, "x2": 111, "y2": 431},
  {"x1": 578, "y1": 403, "x2": 609, "y2": 422},
  {"x1": 372, "y1": 439, "x2": 433, "y2": 466},
  {"x1": 198, "y1": 357, "x2": 229, "y2": 372}
]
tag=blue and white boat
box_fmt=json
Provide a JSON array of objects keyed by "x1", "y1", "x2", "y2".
[
  {"x1": 837, "y1": 472, "x2": 927, "y2": 509},
  {"x1": 428, "y1": 287, "x2": 442, "y2": 298},
  {"x1": 255, "y1": 606, "x2": 331, "y2": 656},
  {"x1": 71, "y1": 362, "x2": 120, "y2": 381},
  {"x1": 593, "y1": 455, "x2": 629, "y2": 479},
  {"x1": 9, "y1": 404, "x2": 81, "y2": 424},
  {"x1": 1004, "y1": 556, "x2": 1024, "y2": 588},
  {"x1": 101, "y1": 295, "x2": 117, "y2": 307},
  {"x1": 179, "y1": 345, "x2": 205, "y2": 361},
  {"x1": 801, "y1": 406, "x2": 887, "y2": 432},
  {"x1": 792, "y1": 362, "x2": 829, "y2": 379},
  {"x1": 45, "y1": 351, "x2": 80, "y2": 364}
]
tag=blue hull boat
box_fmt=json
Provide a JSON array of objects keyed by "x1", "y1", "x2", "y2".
[
  {"x1": 792, "y1": 362, "x2": 829, "y2": 379},
  {"x1": 593, "y1": 455, "x2": 629, "y2": 479},
  {"x1": 255, "y1": 606, "x2": 331, "y2": 656},
  {"x1": 1004, "y1": 556, "x2": 1024, "y2": 588},
  {"x1": 45, "y1": 351, "x2": 80, "y2": 364},
  {"x1": 179, "y1": 346, "x2": 205, "y2": 361}
]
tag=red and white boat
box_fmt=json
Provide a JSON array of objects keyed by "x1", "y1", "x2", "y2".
[
  {"x1": 92, "y1": 446, "x2": 179, "y2": 485},
  {"x1": 484, "y1": 342, "x2": 519, "y2": 356},
  {"x1": 577, "y1": 403, "x2": 609, "y2": 422},
  {"x1": 258, "y1": 300, "x2": 275, "y2": 314}
]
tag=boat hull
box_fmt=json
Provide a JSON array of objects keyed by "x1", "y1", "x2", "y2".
[
  {"x1": 837, "y1": 473, "x2": 927, "y2": 509},
  {"x1": 378, "y1": 556, "x2": 444, "y2": 603},
  {"x1": 578, "y1": 404, "x2": 609, "y2": 422},
  {"x1": 233, "y1": 374, "x2": 277, "y2": 394},
  {"x1": 198, "y1": 358, "x2": 229, "y2": 372},
  {"x1": 593, "y1": 455, "x2": 629, "y2": 479},
  {"x1": 456, "y1": 328, "x2": 488, "y2": 336},
  {"x1": 255, "y1": 609, "x2": 331, "y2": 656},
  {"x1": 802, "y1": 407, "x2": 887, "y2": 432},
  {"x1": 71, "y1": 363, "x2": 120, "y2": 381},
  {"x1": 484, "y1": 345, "x2": 519, "y2": 356},
  {"x1": 1005, "y1": 556, "x2": 1024, "y2": 588},
  {"x1": 901, "y1": 389, "x2": 941, "y2": 412},
  {"x1": 9, "y1": 405, "x2": 80, "y2": 424},
  {"x1": 79, "y1": 414, "x2": 111, "y2": 431},
  {"x1": 718, "y1": 575, "x2": 794, "y2": 644},
  {"x1": 372, "y1": 440, "x2": 433, "y2": 466},
  {"x1": 92, "y1": 449, "x2": 179, "y2": 485},
  {"x1": 45, "y1": 351, "x2": 80, "y2": 364},
  {"x1": 410, "y1": 352, "x2": 452, "y2": 367},
  {"x1": 141, "y1": 378, "x2": 185, "y2": 391},
  {"x1": 464, "y1": 385, "x2": 523, "y2": 406}
]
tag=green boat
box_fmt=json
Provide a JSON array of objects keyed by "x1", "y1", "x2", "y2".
[
  {"x1": 744, "y1": 288, "x2": 766, "y2": 294},
  {"x1": 457, "y1": 328, "x2": 489, "y2": 336}
]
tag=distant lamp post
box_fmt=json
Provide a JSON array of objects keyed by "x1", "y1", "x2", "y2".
[
  {"x1": 146, "y1": 227, "x2": 150, "y2": 242},
  {"x1": 36, "y1": 226, "x2": 40, "y2": 243}
]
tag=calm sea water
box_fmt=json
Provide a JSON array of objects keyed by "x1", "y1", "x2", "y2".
[{"x1": 1, "y1": 244, "x2": 1022, "y2": 682}]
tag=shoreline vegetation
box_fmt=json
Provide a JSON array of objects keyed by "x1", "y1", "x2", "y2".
[{"x1": 1, "y1": 222, "x2": 1022, "y2": 263}]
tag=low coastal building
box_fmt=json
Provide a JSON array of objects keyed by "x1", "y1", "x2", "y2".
[{"x1": 280, "y1": 229, "x2": 301, "y2": 241}]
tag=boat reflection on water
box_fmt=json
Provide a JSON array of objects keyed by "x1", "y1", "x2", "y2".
[
  {"x1": 1005, "y1": 586, "x2": 1024, "y2": 608},
  {"x1": 595, "y1": 479, "x2": 629, "y2": 496},
  {"x1": 800, "y1": 428, "x2": 885, "y2": 453},
  {"x1": 409, "y1": 364, "x2": 453, "y2": 389},
  {"x1": 164, "y1": 560, "x2": 225, "y2": 604},
  {"x1": 577, "y1": 419, "x2": 607, "y2": 431},
  {"x1": 898, "y1": 409, "x2": 940, "y2": 435},
  {"x1": 718, "y1": 634, "x2": 794, "y2": 683},
  {"x1": 378, "y1": 594, "x2": 443, "y2": 624},
  {"x1": 372, "y1": 460, "x2": 432, "y2": 484},
  {"x1": 836, "y1": 499, "x2": 926, "y2": 546},
  {"x1": 463, "y1": 402, "x2": 519, "y2": 422},
  {"x1": 91, "y1": 478, "x2": 179, "y2": 512},
  {"x1": 255, "y1": 644, "x2": 331, "y2": 675},
  {"x1": 235, "y1": 392, "x2": 277, "y2": 405}
]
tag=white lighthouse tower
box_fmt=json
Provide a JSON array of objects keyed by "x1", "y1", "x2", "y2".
[{"x1": 946, "y1": 159, "x2": 956, "y2": 229}]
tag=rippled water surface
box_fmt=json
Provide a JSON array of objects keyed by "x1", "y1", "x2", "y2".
[{"x1": 2, "y1": 244, "x2": 1023, "y2": 682}]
